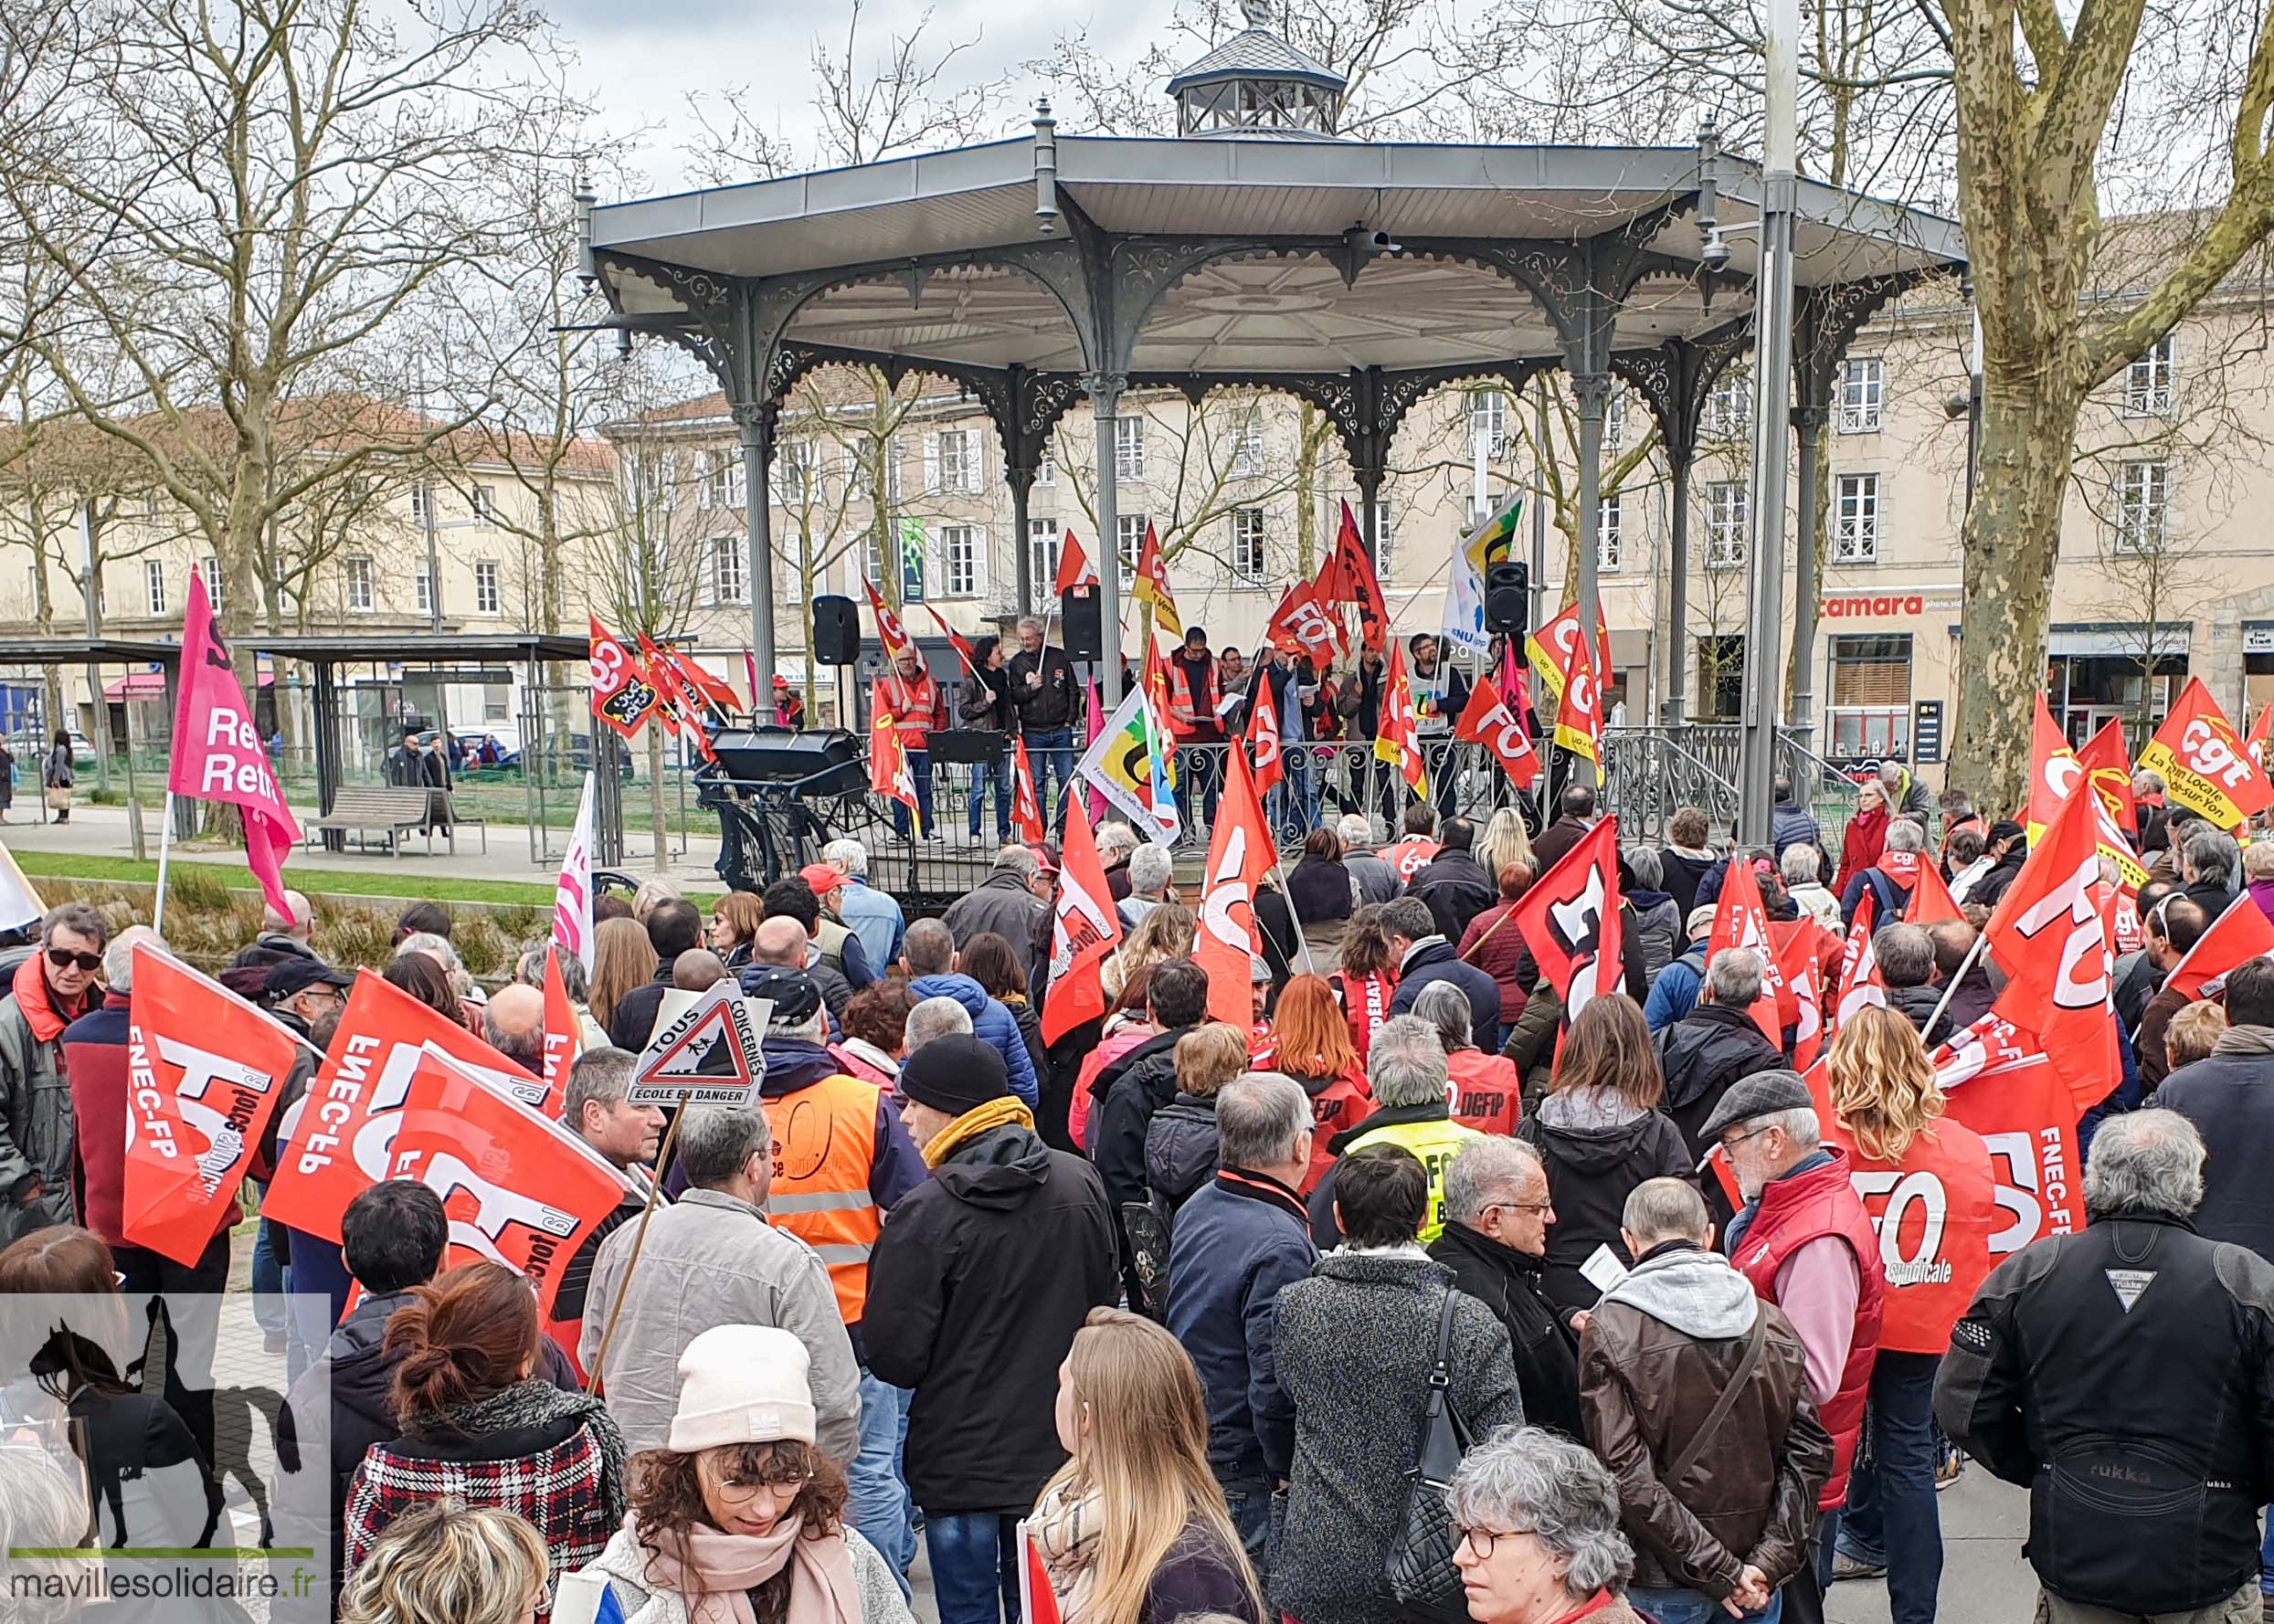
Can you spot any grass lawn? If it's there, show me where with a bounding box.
[6,848,631,907]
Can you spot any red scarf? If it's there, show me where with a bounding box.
[13,952,87,1044]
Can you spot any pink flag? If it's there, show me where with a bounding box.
[168,573,300,915]
[1084,677,1109,825]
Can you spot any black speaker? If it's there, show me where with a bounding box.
[1485,561,1531,636]
[810,596,859,665]
[1061,585,1102,661]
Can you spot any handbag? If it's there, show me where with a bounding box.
[1385,1289,1475,1624]
[43,786,69,810]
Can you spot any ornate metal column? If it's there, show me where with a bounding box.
[737,401,777,680]
[1008,464,1036,618]
[1571,371,1610,786]
[1666,445,1694,723]
[1088,372,1127,705]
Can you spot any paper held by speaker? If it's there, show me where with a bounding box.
[811,595,862,666]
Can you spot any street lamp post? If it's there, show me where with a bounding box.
[1735,0,1800,847]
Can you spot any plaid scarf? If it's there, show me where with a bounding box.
[1028,1475,1104,1617]
[407,1376,629,1522]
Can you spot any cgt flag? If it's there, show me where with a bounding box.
[1318,501,1391,652]
[1041,796,1124,1046]
[1512,817,1625,1031]
[169,571,300,917]
[862,575,917,666]
[2075,718,2139,838]
[122,944,304,1267]
[1245,676,1285,797]
[2137,677,2274,829]
[1375,644,1430,801]
[1197,750,1276,1028]
[263,969,547,1243]
[389,1047,634,1322]
[1132,522,1182,640]
[588,617,660,742]
[1454,673,1541,791]
[2025,696,2148,888]
[1011,737,1049,845]
[1525,602,1610,705]
[1551,626,1605,765]
[540,948,580,1114]
[1053,530,1095,596]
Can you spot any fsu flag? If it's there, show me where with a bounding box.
[1525,602,1611,703]
[264,970,545,1242]
[388,1049,635,1322]
[588,617,660,741]
[122,944,303,1266]
[1454,673,1542,792]
[168,572,300,917]
[2137,677,2274,829]
[540,948,579,1114]
[1375,644,1430,800]
[1317,501,1391,651]
[1931,1007,2089,1251]
[1245,676,1285,796]
[1264,578,1345,667]
[863,575,917,665]
[1708,855,1793,1046]
[1552,627,1604,765]
[554,773,597,975]
[1833,890,1888,1033]
[1132,523,1182,639]
[870,700,923,834]
[1053,530,1095,596]
[1983,786,2121,1115]
[1042,797,1125,1045]
[1197,750,1277,1028]
[1512,817,1625,1028]
[2025,696,2149,888]
[2076,718,2139,838]
[1011,737,1049,845]
[2160,891,2274,1002]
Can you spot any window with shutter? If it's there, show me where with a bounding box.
[1829,634,1913,705]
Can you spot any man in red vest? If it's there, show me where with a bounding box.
[876,649,947,838]
[1703,1070,1887,1624]
[1167,626,1224,828]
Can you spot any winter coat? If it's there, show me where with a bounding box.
[1091,1028,1192,1215]
[1884,982,1946,1036]
[1771,799,1824,857]
[0,965,92,1243]
[1345,849,1404,905]
[1628,890,1680,981]
[1660,847,1719,919]
[1387,938,1502,1050]
[1457,900,1531,1028]
[997,991,1047,1085]
[606,964,676,1054]
[1644,942,1709,1032]
[579,1188,861,1458]
[575,1516,914,1624]
[942,872,1051,994]
[1068,1019,1154,1150]
[1008,643,1079,731]
[1429,1221,1584,1440]
[1937,1210,2274,1616]
[1163,1169,1318,1484]
[1519,1093,1698,1316]
[1968,847,2028,911]
[1272,1250,1526,1624]
[1144,1092,1222,1214]
[906,972,1041,1107]
[1531,815,1594,877]
[1581,1241,1834,1597]
[1656,1002,1787,1163]
[1408,849,1497,944]
[959,666,1016,733]
[1789,881,1844,932]
[1833,806,1889,897]
[865,1120,1118,1513]
[2153,1040,2274,1261]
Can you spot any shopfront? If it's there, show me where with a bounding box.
[2045,623,2189,754]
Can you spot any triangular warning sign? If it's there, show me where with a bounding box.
[630,982,768,1106]
[2106,1268,2155,1314]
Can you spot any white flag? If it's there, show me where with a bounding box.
[1076,688,1181,847]
[553,773,597,975]
[0,837,43,932]
[1443,498,1521,659]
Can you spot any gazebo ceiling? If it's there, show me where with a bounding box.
[590,132,1963,385]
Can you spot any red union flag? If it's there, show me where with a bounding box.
[1983,786,2121,1115]
[1525,602,1611,703]
[1264,578,1344,666]
[1708,854,1793,1045]
[388,1049,633,1321]
[2161,891,2274,1002]
[2137,677,2274,829]
[2249,703,2273,776]
[2075,718,2139,838]
[1454,673,1541,791]
[1512,817,1624,1029]
[1908,852,1963,929]
[1011,737,1048,845]
[1772,919,1824,1070]
[1197,750,1277,1028]
[1833,889,1888,1034]
[263,969,546,1242]
[1053,530,1095,596]
[1375,643,1430,799]
[2025,696,2149,888]
[588,616,659,741]
[1552,628,1604,765]
[1930,1007,2087,1253]
[168,571,300,916]
[1245,677,1284,796]
[1317,501,1391,652]
[122,945,303,1266]
[540,948,578,1114]
[863,575,916,665]
[1041,796,1124,1045]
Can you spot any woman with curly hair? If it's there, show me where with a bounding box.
[573,1324,913,1624]
[1028,1308,1262,1624]
[1821,1005,1998,1622]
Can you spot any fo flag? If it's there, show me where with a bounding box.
[122,944,304,1266]
[389,1048,634,1322]
[1264,578,1344,666]
[1983,786,2121,1115]
[1197,751,1277,1028]
[1512,817,1624,1029]
[1041,797,1125,1045]
[2138,678,2274,829]
[588,617,659,741]
[1454,674,1541,792]
[168,571,300,916]
[1930,1006,2088,1253]
[264,969,545,1243]
[1708,855,1792,1046]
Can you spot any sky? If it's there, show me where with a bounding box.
[555,0,1179,195]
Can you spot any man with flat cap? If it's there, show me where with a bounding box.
[1702,1070,1887,1624]
[866,1031,1118,1624]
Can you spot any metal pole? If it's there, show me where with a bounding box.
[1572,374,1609,789]
[1666,452,1691,724]
[1529,449,1547,638]
[76,506,111,800]
[120,682,143,860]
[420,480,442,633]
[740,405,777,681]
[1791,405,1826,758]
[1010,465,1035,619]
[1736,0,1800,848]
[1089,375,1126,707]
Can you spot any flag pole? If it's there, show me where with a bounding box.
[585,1100,688,1395]
[153,791,176,935]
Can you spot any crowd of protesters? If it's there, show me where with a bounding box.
[5,727,2274,1624]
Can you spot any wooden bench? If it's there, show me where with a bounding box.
[303,786,430,856]
[419,789,488,856]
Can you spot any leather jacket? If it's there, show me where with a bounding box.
[1578,1244,1835,1598]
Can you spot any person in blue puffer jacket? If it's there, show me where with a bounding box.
[900,917,1039,1108]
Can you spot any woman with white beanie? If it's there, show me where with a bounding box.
[572,1324,913,1624]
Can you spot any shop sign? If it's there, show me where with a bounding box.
[1820,591,1961,619]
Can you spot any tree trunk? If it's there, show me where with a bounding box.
[646,724,669,872]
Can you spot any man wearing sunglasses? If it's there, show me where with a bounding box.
[0,900,107,1248]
